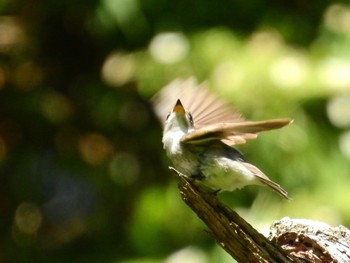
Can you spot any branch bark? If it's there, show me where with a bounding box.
[269,217,350,262]
[171,167,350,262]
[170,167,298,263]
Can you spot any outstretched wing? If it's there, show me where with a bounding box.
[181,119,292,145]
[151,77,292,145]
[151,78,243,128]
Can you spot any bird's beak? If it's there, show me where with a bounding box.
[172,99,185,114]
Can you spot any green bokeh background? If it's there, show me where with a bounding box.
[1,0,350,262]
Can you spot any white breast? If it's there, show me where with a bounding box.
[162,130,199,176]
[162,130,184,155]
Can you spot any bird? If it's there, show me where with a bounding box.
[152,78,292,199]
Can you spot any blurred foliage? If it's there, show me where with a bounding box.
[1,0,350,262]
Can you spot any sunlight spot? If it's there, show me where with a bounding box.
[78,133,113,165]
[318,58,350,90]
[270,54,308,88]
[101,52,135,86]
[0,16,25,52]
[247,29,283,56]
[327,94,350,128]
[149,32,189,64]
[166,247,208,263]
[14,203,42,235]
[324,4,350,35]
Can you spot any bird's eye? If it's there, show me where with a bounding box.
[165,112,170,121]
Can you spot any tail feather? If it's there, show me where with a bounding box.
[242,162,290,200]
[256,175,290,200]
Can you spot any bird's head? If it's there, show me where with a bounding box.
[164,99,194,134]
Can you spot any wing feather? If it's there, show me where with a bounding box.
[181,119,292,144]
[151,78,242,128]
[152,77,292,146]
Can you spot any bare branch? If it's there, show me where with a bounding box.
[170,167,298,263]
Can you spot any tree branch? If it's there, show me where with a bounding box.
[269,217,350,262]
[170,167,298,262]
[171,167,350,262]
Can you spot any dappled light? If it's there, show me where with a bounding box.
[318,57,350,90]
[101,52,136,86]
[14,202,42,235]
[324,4,350,35]
[269,54,309,89]
[327,94,350,128]
[78,133,113,165]
[165,247,208,263]
[0,1,350,262]
[149,32,189,64]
